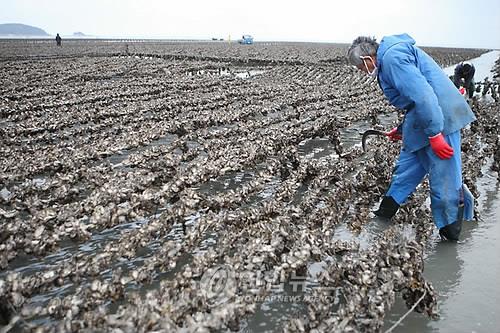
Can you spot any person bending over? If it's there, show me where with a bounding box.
[347,34,475,241]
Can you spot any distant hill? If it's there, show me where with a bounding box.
[0,23,49,36]
[73,32,86,37]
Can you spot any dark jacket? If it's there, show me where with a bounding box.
[453,62,475,88]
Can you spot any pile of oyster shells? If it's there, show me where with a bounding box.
[0,40,498,332]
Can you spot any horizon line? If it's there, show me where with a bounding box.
[0,35,496,50]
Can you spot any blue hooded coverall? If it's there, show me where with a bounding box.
[376,34,476,229]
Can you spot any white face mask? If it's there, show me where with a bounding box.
[361,56,378,77]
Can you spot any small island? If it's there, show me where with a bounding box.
[0,23,49,36]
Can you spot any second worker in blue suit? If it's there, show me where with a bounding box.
[347,34,476,241]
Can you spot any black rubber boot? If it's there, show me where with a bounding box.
[439,205,464,241]
[374,196,400,219]
[439,220,463,241]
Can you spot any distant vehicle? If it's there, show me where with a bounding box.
[238,35,254,45]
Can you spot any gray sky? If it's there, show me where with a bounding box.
[1,0,499,48]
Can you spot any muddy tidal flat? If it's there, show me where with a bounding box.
[0,40,499,332]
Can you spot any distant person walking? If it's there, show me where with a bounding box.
[55,33,62,46]
[453,62,475,99]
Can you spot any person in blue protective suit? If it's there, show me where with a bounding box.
[347,34,476,241]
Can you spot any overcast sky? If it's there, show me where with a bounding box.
[1,0,499,49]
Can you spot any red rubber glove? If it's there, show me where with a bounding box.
[385,127,402,141]
[429,133,454,159]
